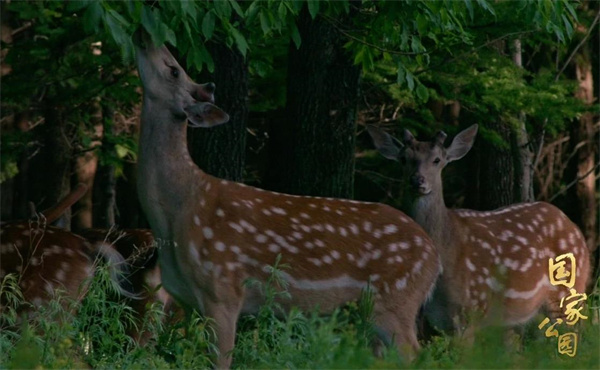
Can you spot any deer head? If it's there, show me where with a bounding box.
[368,125,478,195]
[134,31,229,128]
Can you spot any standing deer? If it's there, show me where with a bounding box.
[135,35,441,368]
[368,124,590,334]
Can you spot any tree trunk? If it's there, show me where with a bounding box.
[187,43,248,182]
[72,102,102,231]
[92,104,116,228]
[27,106,73,228]
[511,38,534,203]
[479,120,514,210]
[565,8,598,256]
[265,7,361,198]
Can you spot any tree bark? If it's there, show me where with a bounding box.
[72,102,102,231]
[187,43,249,182]
[511,38,534,203]
[92,104,116,228]
[479,120,514,210]
[265,7,361,198]
[565,9,598,255]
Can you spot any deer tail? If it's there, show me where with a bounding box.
[93,242,142,300]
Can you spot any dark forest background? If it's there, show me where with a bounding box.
[1,0,598,277]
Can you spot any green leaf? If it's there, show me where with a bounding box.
[416,83,429,102]
[202,11,216,39]
[107,9,129,28]
[83,1,103,33]
[476,0,496,16]
[406,71,415,91]
[259,12,270,35]
[561,14,573,38]
[416,14,428,35]
[290,22,301,49]
[278,2,287,21]
[230,27,248,57]
[181,1,198,23]
[141,6,161,46]
[464,0,474,20]
[115,144,129,159]
[214,0,232,20]
[307,0,319,19]
[246,2,259,24]
[229,0,244,17]
[165,27,177,46]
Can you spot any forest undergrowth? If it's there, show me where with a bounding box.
[1,260,598,369]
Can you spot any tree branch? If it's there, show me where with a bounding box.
[555,9,600,81]
[549,163,600,202]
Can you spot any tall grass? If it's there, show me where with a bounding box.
[1,263,598,369]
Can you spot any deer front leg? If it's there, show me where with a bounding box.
[204,297,243,369]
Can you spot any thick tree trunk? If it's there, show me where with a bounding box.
[187,43,248,181]
[565,21,597,256]
[479,120,514,210]
[265,7,361,198]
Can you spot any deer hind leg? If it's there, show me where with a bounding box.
[373,303,419,361]
[204,296,243,369]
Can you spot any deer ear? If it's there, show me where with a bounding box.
[446,124,478,162]
[403,129,416,145]
[185,103,230,128]
[367,126,404,161]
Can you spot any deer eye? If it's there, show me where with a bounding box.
[170,67,180,78]
[433,158,441,164]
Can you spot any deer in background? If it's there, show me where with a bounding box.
[0,184,132,318]
[368,124,590,335]
[135,33,440,368]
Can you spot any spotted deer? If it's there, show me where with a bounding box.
[0,185,132,318]
[368,124,590,334]
[135,35,440,368]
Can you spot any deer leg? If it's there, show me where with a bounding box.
[373,308,419,361]
[204,298,243,369]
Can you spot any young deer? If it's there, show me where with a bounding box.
[368,124,590,333]
[135,36,440,367]
[0,186,131,317]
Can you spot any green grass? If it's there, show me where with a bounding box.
[1,265,599,369]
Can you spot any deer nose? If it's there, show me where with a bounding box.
[204,82,216,94]
[192,83,215,103]
[410,175,425,188]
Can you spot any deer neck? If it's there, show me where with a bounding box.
[410,183,457,268]
[137,97,206,238]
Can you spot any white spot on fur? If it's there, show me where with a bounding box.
[384,224,398,234]
[229,222,244,233]
[465,258,476,271]
[203,227,214,239]
[271,207,286,215]
[395,277,407,290]
[215,241,226,252]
